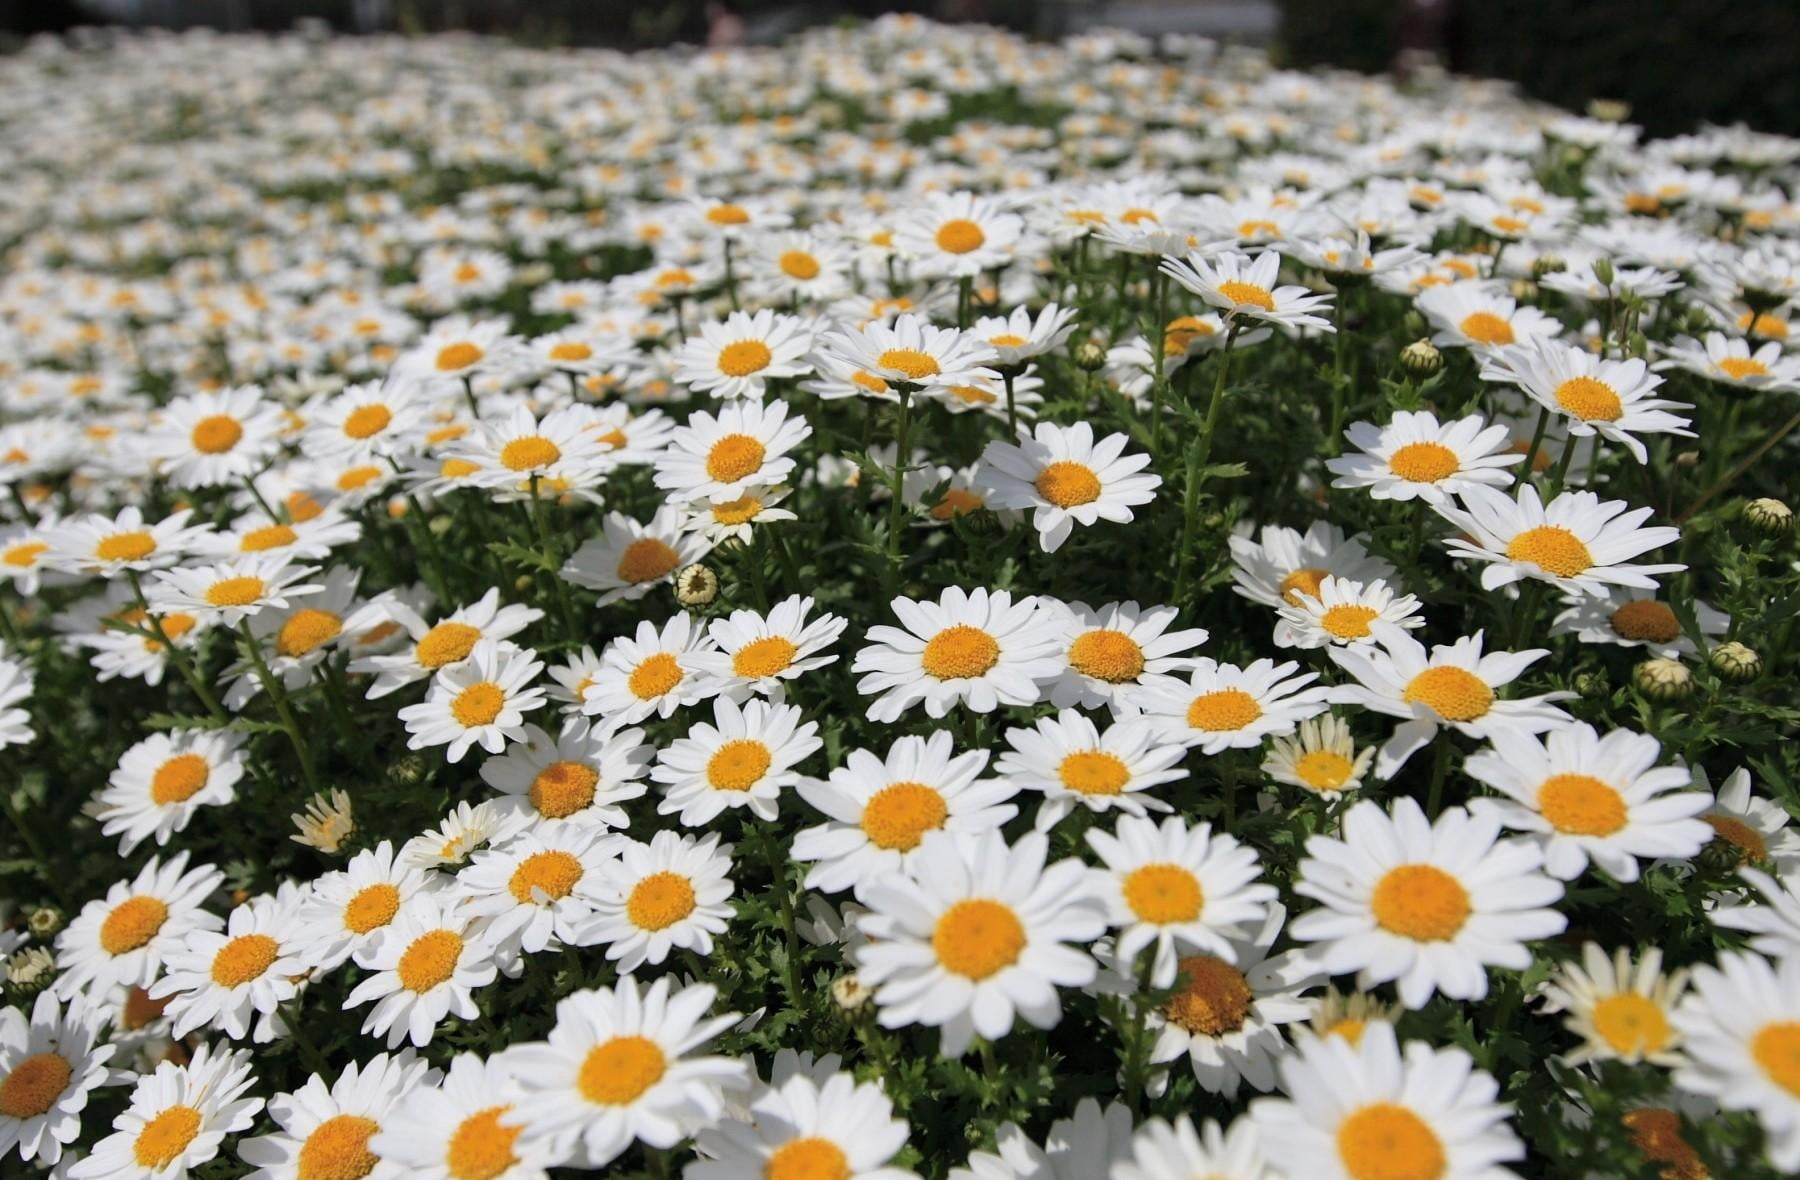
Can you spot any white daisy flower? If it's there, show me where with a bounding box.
[854,830,1105,1056]
[1114,1115,1272,1180]
[948,1097,1132,1180]
[654,398,811,505]
[400,800,506,873]
[1671,951,1800,1172]
[479,719,650,837]
[43,506,212,577]
[396,315,526,384]
[652,695,822,827]
[1229,520,1397,612]
[583,830,736,975]
[93,729,246,855]
[1261,714,1374,801]
[670,308,814,400]
[192,507,362,564]
[1710,867,1800,963]
[1042,599,1208,716]
[690,1067,919,1180]
[0,653,34,751]
[1274,576,1424,649]
[398,639,547,763]
[792,731,1018,897]
[560,504,717,607]
[852,586,1063,722]
[1696,766,1800,875]
[151,888,308,1044]
[1290,797,1567,1008]
[54,853,224,1002]
[971,303,1080,366]
[1550,587,1728,659]
[68,1042,263,1180]
[1656,331,1800,392]
[295,840,440,973]
[1416,282,1561,351]
[748,230,853,305]
[237,1050,440,1180]
[1437,484,1684,598]
[1325,410,1524,503]
[811,312,1000,395]
[1540,944,1690,1068]
[346,891,502,1049]
[0,991,122,1167]
[689,594,848,700]
[996,709,1186,831]
[449,404,613,493]
[301,377,427,464]
[347,587,542,699]
[146,555,322,628]
[976,421,1162,553]
[1481,336,1694,462]
[146,385,286,488]
[458,823,617,962]
[894,190,1024,277]
[580,613,722,736]
[1161,249,1336,331]
[371,1052,552,1180]
[221,565,364,708]
[1144,659,1331,754]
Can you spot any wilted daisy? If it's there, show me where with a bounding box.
[348,587,542,698]
[1249,1021,1525,1180]
[500,978,747,1169]
[1229,520,1397,612]
[855,830,1105,1056]
[69,1042,263,1180]
[671,308,814,400]
[1541,944,1690,1067]
[560,504,717,606]
[146,385,285,488]
[43,505,212,576]
[295,840,439,973]
[1550,587,1728,659]
[146,555,322,628]
[371,1052,551,1180]
[458,824,616,962]
[347,890,502,1049]
[1437,484,1684,598]
[398,639,546,763]
[1416,281,1560,351]
[584,830,736,974]
[687,594,847,700]
[1671,951,1800,1171]
[236,1050,439,1180]
[654,398,811,505]
[579,613,721,735]
[996,709,1186,831]
[1481,336,1694,462]
[479,719,651,837]
[1114,1115,1271,1180]
[1274,576,1424,650]
[1326,410,1523,503]
[976,421,1161,553]
[401,800,506,873]
[1161,249,1336,331]
[93,729,246,855]
[853,586,1061,722]
[1261,714,1374,801]
[1145,658,1331,754]
[0,991,120,1167]
[894,190,1023,277]
[1328,623,1574,777]
[1043,599,1208,715]
[652,695,822,826]
[1465,723,1713,882]
[54,853,224,1001]
[1291,797,1567,1008]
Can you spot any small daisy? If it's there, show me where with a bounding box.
[996,709,1186,831]
[1657,331,1800,392]
[146,555,322,628]
[193,507,362,564]
[1249,1021,1526,1180]
[396,315,525,384]
[852,586,1063,722]
[54,853,224,1002]
[0,991,121,1167]
[479,719,651,837]
[793,731,1019,897]
[1161,249,1335,331]
[1437,484,1684,598]
[654,398,812,505]
[976,421,1162,553]
[690,1067,918,1180]
[400,800,506,872]
[346,891,502,1049]
[1087,815,1278,988]
[894,190,1023,277]
[1326,410,1523,503]
[458,824,617,962]
[811,312,1000,395]
[1043,599,1208,715]
[580,613,722,736]
[43,505,212,577]
[295,840,439,973]
[560,504,717,607]
[652,695,822,826]
[348,587,542,699]
[1144,659,1331,754]
[1274,576,1424,649]
[1261,714,1374,801]
[398,639,547,763]
[371,1052,551,1180]
[1550,587,1728,659]
[301,378,426,464]
[93,729,247,855]
[146,385,286,488]
[670,309,814,400]
[1671,951,1800,1172]
[1328,623,1575,777]
[1114,1115,1271,1180]
[1416,282,1561,351]
[500,978,747,1169]
[222,565,364,707]
[1541,944,1690,1068]
[450,404,612,493]
[1304,987,1401,1048]
[1229,521,1397,612]
[237,1050,440,1180]
[855,830,1105,1056]
[583,830,736,975]
[971,303,1080,366]
[1465,723,1713,882]
[1696,766,1800,875]
[1481,337,1694,462]
[749,230,852,305]
[151,889,307,1043]
[681,484,798,544]
[1290,797,1567,1008]
[688,594,848,700]
[69,1043,263,1180]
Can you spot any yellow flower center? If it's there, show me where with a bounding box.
[1537,773,1627,836]
[947,384,997,405]
[342,404,392,439]
[852,370,891,395]
[278,608,344,658]
[1506,525,1593,578]
[1371,865,1470,942]
[343,883,400,935]
[930,488,985,521]
[1122,207,1161,225]
[1553,376,1624,422]
[617,537,682,584]
[935,219,986,254]
[1057,750,1130,796]
[240,523,298,552]
[296,1115,381,1180]
[706,204,751,225]
[626,872,696,931]
[860,782,947,851]
[1610,600,1680,643]
[3,540,48,567]
[578,1035,666,1106]
[396,929,462,992]
[97,530,157,562]
[707,739,772,792]
[508,850,585,904]
[204,576,266,607]
[875,348,941,381]
[500,435,561,472]
[549,342,592,362]
[1387,441,1460,483]
[1402,666,1494,722]
[1217,280,1276,311]
[530,761,600,819]
[1753,1022,1800,1097]
[705,433,766,482]
[150,753,211,805]
[1328,1018,1369,1045]
[628,652,684,700]
[133,1105,203,1170]
[732,636,798,679]
[1237,218,1279,237]
[1066,629,1146,683]
[1491,215,1529,235]
[1164,955,1252,1035]
[1185,689,1262,732]
[451,681,505,728]
[1295,750,1356,792]
[1705,815,1768,865]
[779,250,821,279]
[445,1105,520,1180]
[1279,567,1329,605]
[1123,864,1203,924]
[211,933,279,987]
[0,1053,72,1119]
[1592,993,1672,1056]
[717,340,773,378]
[933,899,1026,980]
[417,622,482,668]
[440,458,480,480]
[1718,356,1769,380]
[1320,604,1380,640]
[1335,1103,1447,1180]
[766,1137,851,1180]
[1621,1109,1708,1180]
[1459,311,1515,345]
[100,895,168,955]
[190,414,244,454]
[921,624,1000,680]
[435,341,483,371]
[336,465,383,492]
[1034,460,1101,508]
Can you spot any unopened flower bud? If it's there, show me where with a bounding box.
[1592,257,1616,288]
[831,974,873,1012]
[1509,279,1538,302]
[1530,255,1567,279]
[1675,450,1700,469]
[25,906,63,938]
[1399,338,1442,374]
[387,753,427,786]
[1709,641,1762,683]
[1587,98,1630,123]
[428,514,454,536]
[513,575,534,594]
[1634,657,1695,702]
[1743,497,1793,536]
[674,564,718,607]
[1574,669,1610,698]
[1072,340,1108,371]
[5,948,56,997]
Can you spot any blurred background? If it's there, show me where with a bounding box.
[2,0,1795,138]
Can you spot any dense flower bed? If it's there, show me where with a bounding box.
[1,14,1798,1180]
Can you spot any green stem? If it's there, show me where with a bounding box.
[886,385,913,566]
[126,569,228,723]
[1002,367,1019,437]
[460,375,480,417]
[956,275,972,329]
[1426,733,1452,817]
[1543,429,1578,497]
[764,832,804,1010]
[1172,322,1241,604]
[1122,951,1155,1115]
[1149,268,1170,455]
[2,790,69,906]
[526,476,580,643]
[724,238,740,311]
[240,620,322,794]
[1517,406,1551,488]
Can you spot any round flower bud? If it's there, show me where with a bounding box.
[831,974,873,1012]
[427,513,454,536]
[674,563,719,607]
[387,753,428,786]
[1574,669,1610,698]
[4,948,55,998]
[1072,340,1108,371]
[513,575,534,594]
[25,906,63,939]
[1743,497,1794,536]
[1709,641,1762,683]
[1399,338,1443,374]
[1633,657,1695,702]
